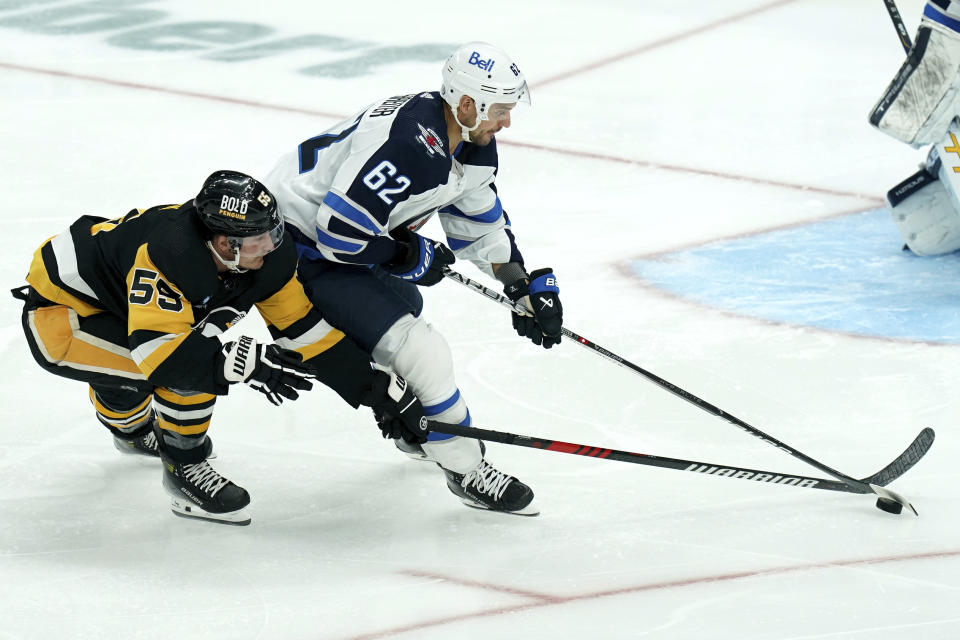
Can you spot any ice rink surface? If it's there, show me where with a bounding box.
[2,0,959,638]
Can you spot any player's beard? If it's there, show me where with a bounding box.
[469,127,497,146]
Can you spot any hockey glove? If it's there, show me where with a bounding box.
[361,370,429,444]
[219,336,314,406]
[504,268,563,349]
[385,227,455,287]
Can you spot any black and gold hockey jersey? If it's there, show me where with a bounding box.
[26,202,372,402]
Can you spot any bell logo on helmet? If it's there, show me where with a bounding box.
[468,51,495,72]
[257,191,272,207]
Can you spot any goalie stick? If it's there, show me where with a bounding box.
[431,421,933,514]
[883,0,914,54]
[442,268,934,513]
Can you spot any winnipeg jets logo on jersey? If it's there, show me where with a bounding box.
[416,123,445,157]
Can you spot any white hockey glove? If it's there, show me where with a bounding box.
[218,336,314,406]
[870,1,960,146]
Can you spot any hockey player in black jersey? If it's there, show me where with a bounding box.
[265,43,564,516]
[14,170,427,525]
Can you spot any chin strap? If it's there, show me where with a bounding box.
[453,108,482,142]
[206,241,247,273]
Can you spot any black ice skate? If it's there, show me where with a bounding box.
[443,460,538,516]
[161,455,250,526]
[113,422,215,459]
[113,428,159,458]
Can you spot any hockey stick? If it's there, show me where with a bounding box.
[883,0,913,53]
[430,421,927,514]
[441,268,934,513]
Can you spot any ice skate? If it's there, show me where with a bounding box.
[422,436,537,515]
[113,428,159,458]
[443,459,538,516]
[114,422,215,460]
[161,454,250,526]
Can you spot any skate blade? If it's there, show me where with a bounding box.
[458,497,540,517]
[169,498,251,526]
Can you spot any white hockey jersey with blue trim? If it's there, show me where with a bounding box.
[264,91,520,277]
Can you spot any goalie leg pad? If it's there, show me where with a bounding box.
[888,156,960,255]
[870,8,960,146]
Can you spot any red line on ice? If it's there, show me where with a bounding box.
[344,549,960,639]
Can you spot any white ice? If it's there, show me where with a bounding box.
[1,1,958,638]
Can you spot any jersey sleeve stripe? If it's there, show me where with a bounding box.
[316,227,365,253]
[50,230,99,299]
[131,332,191,375]
[26,243,104,317]
[439,197,503,224]
[275,329,344,361]
[254,277,314,331]
[323,191,383,234]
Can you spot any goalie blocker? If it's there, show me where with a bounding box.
[871,0,960,146]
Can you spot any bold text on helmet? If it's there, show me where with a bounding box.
[219,195,248,220]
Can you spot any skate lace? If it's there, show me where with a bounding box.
[141,431,158,451]
[182,461,229,497]
[461,461,514,501]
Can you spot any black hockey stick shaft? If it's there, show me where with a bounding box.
[429,421,861,495]
[883,0,913,53]
[442,268,928,507]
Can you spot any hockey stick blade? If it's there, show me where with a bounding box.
[860,427,935,487]
[429,421,921,514]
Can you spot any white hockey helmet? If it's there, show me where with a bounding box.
[440,42,530,125]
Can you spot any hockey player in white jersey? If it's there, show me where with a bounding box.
[265,42,563,516]
[871,0,960,254]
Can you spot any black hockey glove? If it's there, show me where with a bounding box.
[218,336,314,406]
[504,268,563,349]
[384,227,455,287]
[361,370,429,444]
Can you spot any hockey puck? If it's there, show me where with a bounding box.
[876,497,903,514]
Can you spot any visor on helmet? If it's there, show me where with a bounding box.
[227,220,284,258]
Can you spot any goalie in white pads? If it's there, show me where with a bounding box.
[265,42,565,516]
[871,0,960,254]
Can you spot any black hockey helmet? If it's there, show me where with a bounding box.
[194,170,283,253]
